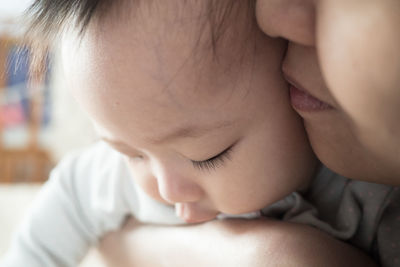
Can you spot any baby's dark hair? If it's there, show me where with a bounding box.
[24,0,256,79]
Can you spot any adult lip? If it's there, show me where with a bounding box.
[284,76,333,112]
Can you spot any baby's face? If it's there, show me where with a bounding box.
[62,1,316,223]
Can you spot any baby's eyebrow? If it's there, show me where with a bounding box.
[146,120,236,144]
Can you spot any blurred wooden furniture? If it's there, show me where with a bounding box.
[0,148,52,183]
[0,34,53,183]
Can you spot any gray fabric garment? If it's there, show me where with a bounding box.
[261,166,400,267]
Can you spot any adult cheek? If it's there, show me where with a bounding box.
[316,0,400,166]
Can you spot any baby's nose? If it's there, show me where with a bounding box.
[156,173,204,204]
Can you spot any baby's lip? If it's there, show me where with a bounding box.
[175,203,219,223]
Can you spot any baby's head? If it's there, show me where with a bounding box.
[27,0,316,222]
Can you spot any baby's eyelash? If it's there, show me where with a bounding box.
[192,146,233,171]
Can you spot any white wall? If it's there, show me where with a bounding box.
[0,0,34,18]
[0,0,34,35]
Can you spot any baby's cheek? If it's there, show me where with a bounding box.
[211,171,274,214]
[128,165,168,204]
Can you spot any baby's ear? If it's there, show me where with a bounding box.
[255,0,315,46]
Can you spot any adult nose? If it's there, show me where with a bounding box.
[256,0,316,46]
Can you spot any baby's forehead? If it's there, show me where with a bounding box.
[25,0,257,87]
[60,1,267,143]
[64,0,257,100]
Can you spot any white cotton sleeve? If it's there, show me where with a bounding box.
[0,142,139,267]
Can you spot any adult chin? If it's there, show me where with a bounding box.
[302,110,400,185]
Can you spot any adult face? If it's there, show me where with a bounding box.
[256,0,400,185]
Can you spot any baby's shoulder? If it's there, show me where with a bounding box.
[53,141,129,182]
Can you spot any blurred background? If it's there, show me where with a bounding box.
[0,1,102,265]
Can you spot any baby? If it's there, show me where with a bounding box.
[0,0,381,266]
[1,1,318,265]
